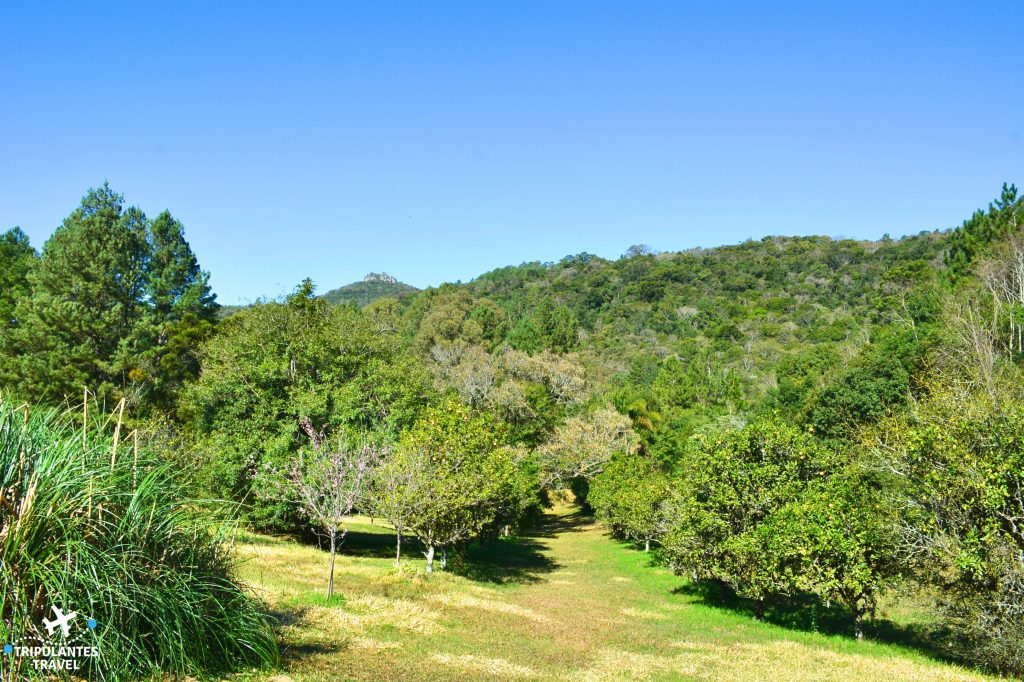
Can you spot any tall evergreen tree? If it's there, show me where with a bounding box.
[0,227,39,387]
[8,184,150,405]
[0,227,37,331]
[141,210,218,409]
[945,183,1023,280]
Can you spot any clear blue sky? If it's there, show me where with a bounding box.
[1,2,1021,304]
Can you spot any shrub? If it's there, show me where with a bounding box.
[661,416,836,616]
[870,384,1024,673]
[589,452,669,552]
[0,398,278,680]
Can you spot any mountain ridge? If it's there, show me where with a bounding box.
[321,272,419,307]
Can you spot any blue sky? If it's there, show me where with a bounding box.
[1,2,1021,304]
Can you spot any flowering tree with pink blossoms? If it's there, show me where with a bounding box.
[285,418,382,597]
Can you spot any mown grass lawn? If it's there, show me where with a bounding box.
[231,505,994,681]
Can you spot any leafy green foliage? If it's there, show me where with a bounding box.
[0,227,36,329]
[398,400,538,571]
[746,472,902,637]
[0,227,38,385]
[944,183,1023,281]
[870,382,1024,671]
[6,185,150,405]
[140,210,218,409]
[807,328,930,441]
[588,451,669,551]
[1,186,218,413]
[182,279,432,529]
[661,416,901,634]
[5,181,1024,671]
[661,417,837,605]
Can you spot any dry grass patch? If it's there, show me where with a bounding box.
[620,607,669,621]
[426,592,555,624]
[559,648,699,681]
[349,636,402,652]
[562,641,988,682]
[431,653,540,678]
[689,639,988,682]
[345,594,443,633]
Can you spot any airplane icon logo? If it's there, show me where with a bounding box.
[42,605,78,637]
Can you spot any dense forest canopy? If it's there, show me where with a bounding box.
[4,182,1024,677]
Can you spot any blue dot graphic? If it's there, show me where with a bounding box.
[87,619,97,629]
[3,644,12,655]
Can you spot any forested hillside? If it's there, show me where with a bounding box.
[3,183,1024,679]
[321,272,419,306]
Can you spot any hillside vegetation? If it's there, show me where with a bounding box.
[321,272,419,307]
[2,183,1024,678]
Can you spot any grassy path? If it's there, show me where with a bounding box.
[235,506,991,681]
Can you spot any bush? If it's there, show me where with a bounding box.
[589,452,669,552]
[870,384,1024,674]
[0,398,278,679]
[661,416,837,615]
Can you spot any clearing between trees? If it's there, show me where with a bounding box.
[235,504,989,682]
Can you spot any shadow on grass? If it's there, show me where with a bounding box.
[337,528,408,560]
[285,508,580,584]
[448,510,588,584]
[234,530,287,546]
[268,605,346,663]
[241,523,404,559]
[268,605,309,628]
[673,580,955,663]
[452,535,560,584]
[527,508,595,538]
[281,521,407,560]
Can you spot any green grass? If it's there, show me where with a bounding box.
[233,505,995,681]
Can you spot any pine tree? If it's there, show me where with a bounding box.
[9,184,150,405]
[141,210,218,409]
[0,227,38,387]
[0,227,37,331]
[945,183,1023,280]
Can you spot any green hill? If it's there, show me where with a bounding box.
[321,272,419,306]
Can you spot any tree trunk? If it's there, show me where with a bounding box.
[425,543,435,574]
[644,538,650,552]
[853,610,864,641]
[327,534,337,598]
[753,598,765,621]
[395,529,402,568]
[440,547,448,571]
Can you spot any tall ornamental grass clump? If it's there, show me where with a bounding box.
[0,398,278,679]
